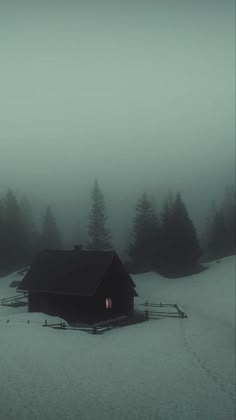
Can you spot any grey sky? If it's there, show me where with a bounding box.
[0,0,235,250]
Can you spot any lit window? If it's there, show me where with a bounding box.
[105,297,112,309]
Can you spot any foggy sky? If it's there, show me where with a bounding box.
[0,0,235,250]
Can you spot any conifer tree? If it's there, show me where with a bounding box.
[159,193,201,276]
[0,198,5,271]
[173,193,202,266]
[159,193,175,270]
[40,206,62,250]
[204,187,235,261]
[20,195,39,263]
[222,185,236,255]
[129,192,159,271]
[201,201,217,261]
[207,209,232,260]
[87,179,112,250]
[3,189,25,269]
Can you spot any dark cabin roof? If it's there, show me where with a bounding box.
[18,250,138,297]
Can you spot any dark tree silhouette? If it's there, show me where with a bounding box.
[203,186,235,261]
[208,209,233,260]
[0,198,5,272]
[87,179,112,250]
[20,195,40,263]
[158,193,175,271]
[128,192,159,272]
[40,206,62,250]
[3,189,26,270]
[159,193,202,276]
[201,201,217,261]
[222,185,236,255]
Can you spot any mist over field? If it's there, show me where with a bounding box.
[0,5,235,419]
[0,0,235,252]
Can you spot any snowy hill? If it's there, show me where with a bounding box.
[0,256,235,420]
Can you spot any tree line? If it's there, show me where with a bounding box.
[127,192,202,276]
[0,190,61,275]
[0,181,235,277]
[202,185,236,261]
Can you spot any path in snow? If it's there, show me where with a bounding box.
[178,319,235,405]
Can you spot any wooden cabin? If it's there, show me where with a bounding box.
[17,249,138,323]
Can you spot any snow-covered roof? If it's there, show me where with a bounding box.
[18,249,137,296]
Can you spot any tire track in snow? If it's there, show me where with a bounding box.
[178,319,235,404]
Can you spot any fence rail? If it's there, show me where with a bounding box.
[42,314,131,334]
[0,293,28,307]
[142,301,188,320]
[42,320,112,334]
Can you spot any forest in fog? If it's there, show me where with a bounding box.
[0,2,235,419]
[0,0,234,279]
[0,180,235,278]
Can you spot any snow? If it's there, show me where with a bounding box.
[0,257,235,420]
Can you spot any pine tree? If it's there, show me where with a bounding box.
[205,187,235,261]
[0,198,5,272]
[159,194,175,271]
[20,195,39,263]
[3,189,25,269]
[208,209,232,260]
[201,201,217,261]
[222,185,236,255]
[40,206,62,250]
[129,192,159,271]
[173,193,202,265]
[159,193,202,276]
[87,179,112,250]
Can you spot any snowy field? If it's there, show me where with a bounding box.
[0,257,235,420]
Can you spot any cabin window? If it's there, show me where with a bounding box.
[105,297,112,309]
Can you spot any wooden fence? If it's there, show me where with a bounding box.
[142,301,187,320]
[42,315,129,335]
[0,293,28,307]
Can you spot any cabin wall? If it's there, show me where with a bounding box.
[28,292,96,322]
[28,292,50,313]
[96,259,135,318]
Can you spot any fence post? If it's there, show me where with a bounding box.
[92,326,97,334]
[145,301,148,306]
[145,310,149,320]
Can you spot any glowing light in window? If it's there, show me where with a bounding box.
[105,297,112,309]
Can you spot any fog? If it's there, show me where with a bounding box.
[0,0,235,252]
